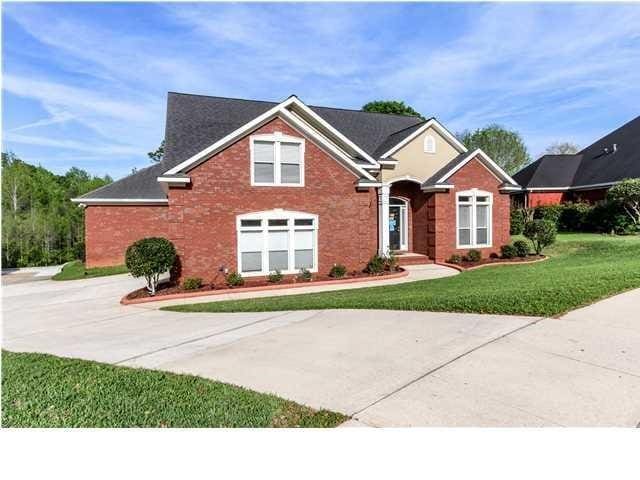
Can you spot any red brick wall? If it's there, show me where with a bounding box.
[85,205,169,267]
[429,157,511,262]
[528,191,569,206]
[167,116,378,282]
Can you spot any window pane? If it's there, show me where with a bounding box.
[254,141,274,163]
[477,228,488,245]
[268,230,288,250]
[458,205,471,228]
[294,230,313,250]
[269,251,288,271]
[281,143,301,164]
[476,196,489,203]
[239,231,262,252]
[476,205,488,227]
[268,219,288,227]
[458,228,471,246]
[240,219,261,228]
[281,163,301,184]
[294,219,313,226]
[458,196,471,203]
[295,249,313,269]
[241,252,262,272]
[254,162,275,183]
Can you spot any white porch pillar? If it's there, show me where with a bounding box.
[378,184,390,255]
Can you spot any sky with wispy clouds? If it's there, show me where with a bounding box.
[3,2,640,179]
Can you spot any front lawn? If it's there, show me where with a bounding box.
[52,260,128,281]
[1,351,346,428]
[163,234,640,317]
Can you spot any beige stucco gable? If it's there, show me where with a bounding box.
[380,126,462,183]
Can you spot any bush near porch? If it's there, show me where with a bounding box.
[163,234,640,317]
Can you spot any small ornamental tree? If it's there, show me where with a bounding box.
[607,178,640,227]
[125,237,176,295]
[523,219,557,255]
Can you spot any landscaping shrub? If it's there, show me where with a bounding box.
[512,240,530,257]
[267,270,283,283]
[182,277,203,290]
[329,264,347,278]
[125,237,176,295]
[558,202,591,231]
[489,252,499,259]
[500,244,517,259]
[523,219,557,254]
[586,200,633,234]
[447,254,462,264]
[533,204,563,225]
[297,267,313,282]
[225,271,244,287]
[385,251,399,271]
[607,179,640,232]
[365,254,385,275]
[466,249,482,263]
[510,208,526,235]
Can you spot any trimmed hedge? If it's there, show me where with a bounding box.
[512,200,637,235]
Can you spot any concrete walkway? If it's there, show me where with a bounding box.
[1,264,65,285]
[3,272,639,427]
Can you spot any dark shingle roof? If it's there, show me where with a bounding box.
[79,162,167,200]
[80,92,427,200]
[572,115,640,185]
[514,115,640,189]
[513,154,583,188]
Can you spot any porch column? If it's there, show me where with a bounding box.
[378,184,390,255]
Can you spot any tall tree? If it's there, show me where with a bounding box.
[148,140,165,162]
[362,100,425,119]
[458,125,531,175]
[545,141,580,155]
[1,152,112,268]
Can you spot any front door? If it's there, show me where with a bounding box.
[389,205,402,250]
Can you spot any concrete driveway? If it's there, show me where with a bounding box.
[3,273,640,427]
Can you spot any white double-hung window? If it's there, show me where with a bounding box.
[251,132,304,186]
[237,209,318,276]
[456,189,492,248]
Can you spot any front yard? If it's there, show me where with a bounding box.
[1,351,346,428]
[163,234,640,317]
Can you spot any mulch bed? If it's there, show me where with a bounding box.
[448,255,546,270]
[125,269,401,300]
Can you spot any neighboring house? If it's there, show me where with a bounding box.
[73,93,520,281]
[513,115,640,207]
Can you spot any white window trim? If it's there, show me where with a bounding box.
[456,189,492,249]
[423,135,436,154]
[236,209,318,277]
[250,132,305,187]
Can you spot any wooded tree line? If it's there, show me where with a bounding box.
[2,152,113,268]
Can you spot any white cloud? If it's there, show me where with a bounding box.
[3,2,639,175]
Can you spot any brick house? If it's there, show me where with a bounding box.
[513,115,640,207]
[74,93,520,281]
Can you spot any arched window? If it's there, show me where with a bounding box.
[456,190,492,248]
[423,135,436,154]
[237,209,318,276]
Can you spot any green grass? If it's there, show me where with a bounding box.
[1,351,346,428]
[52,260,128,281]
[162,233,640,317]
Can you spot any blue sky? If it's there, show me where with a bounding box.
[3,2,640,179]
